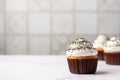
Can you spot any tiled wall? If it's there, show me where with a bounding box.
[0,0,120,55]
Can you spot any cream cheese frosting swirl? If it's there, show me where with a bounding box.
[103,37,120,52]
[66,38,98,57]
[93,35,108,48]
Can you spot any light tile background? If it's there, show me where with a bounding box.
[99,0,120,11]
[29,0,51,11]
[76,0,97,11]
[0,0,120,55]
[29,36,50,55]
[29,13,50,34]
[0,13,4,34]
[52,0,74,11]
[6,0,27,11]
[76,13,97,34]
[6,13,27,35]
[99,13,120,34]
[6,36,27,55]
[0,36,4,54]
[0,0,4,11]
[52,13,74,34]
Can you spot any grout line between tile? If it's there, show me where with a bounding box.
[3,34,81,36]
[73,0,76,34]
[50,0,53,55]
[3,0,6,55]
[4,11,120,13]
[3,33,120,37]
[26,0,29,55]
[96,0,99,35]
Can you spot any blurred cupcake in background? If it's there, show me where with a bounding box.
[93,35,109,60]
[66,38,98,74]
[104,37,120,65]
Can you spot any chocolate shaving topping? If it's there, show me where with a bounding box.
[67,47,96,52]
[67,38,94,50]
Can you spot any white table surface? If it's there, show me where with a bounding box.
[0,55,120,80]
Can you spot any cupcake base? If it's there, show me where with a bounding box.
[104,52,120,65]
[98,50,104,60]
[97,48,104,60]
[67,56,98,74]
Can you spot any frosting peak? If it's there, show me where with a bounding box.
[70,38,93,49]
[93,35,108,48]
[66,38,98,57]
[104,37,120,52]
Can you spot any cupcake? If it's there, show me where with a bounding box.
[66,38,98,74]
[104,37,120,65]
[93,35,108,60]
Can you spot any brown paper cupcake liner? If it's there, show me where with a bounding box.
[67,58,98,74]
[104,53,120,65]
[98,50,104,60]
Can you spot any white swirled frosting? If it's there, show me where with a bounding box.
[103,37,120,52]
[93,35,108,48]
[66,38,98,57]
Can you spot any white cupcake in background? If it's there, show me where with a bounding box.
[104,37,120,65]
[93,35,109,60]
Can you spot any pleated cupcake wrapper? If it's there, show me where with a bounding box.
[98,50,104,60]
[67,58,98,74]
[105,53,120,65]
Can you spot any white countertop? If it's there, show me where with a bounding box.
[0,55,120,80]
